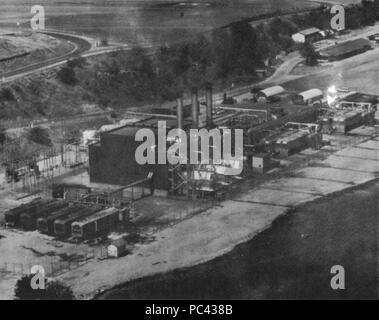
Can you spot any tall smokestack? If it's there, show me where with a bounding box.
[176,97,184,130]
[206,85,213,128]
[191,87,199,129]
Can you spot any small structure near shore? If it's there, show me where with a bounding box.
[108,239,128,258]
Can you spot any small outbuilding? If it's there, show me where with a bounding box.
[257,86,285,102]
[252,153,279,174]
[292,28,322,43]
[293,88,323,105]
[108,239,128,258]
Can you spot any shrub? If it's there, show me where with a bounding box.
[14,275,75,300]
[57,65,78,85]
[299,42,319,66]
[28,127,52,146]
[1,88,15,101]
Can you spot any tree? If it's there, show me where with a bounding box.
[229,21,260,75]
[1,88,15,101]
[14,275,75,300]
[57,65,78,85]
[361,0,377,26]
[0,126,6,145]
[44,281,75,300]
[67,57,87,69]
[299,42,319,66]
[28,127,52,146]
[14,275,45,300]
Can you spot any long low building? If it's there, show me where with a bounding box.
[319,38,372,61]
[269,126,322,158]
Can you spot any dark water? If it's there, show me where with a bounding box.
[0,0,318,46]
[101,181,379,300]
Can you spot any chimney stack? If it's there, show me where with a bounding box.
[176,97,184,130]
[191,87,199,129]
[206,85,213,128]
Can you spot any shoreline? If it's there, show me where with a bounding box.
[95,177,379,299]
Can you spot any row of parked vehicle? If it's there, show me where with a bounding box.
[4,198,121,240]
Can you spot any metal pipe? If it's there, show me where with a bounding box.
[176,97,184,130]
[206,85,213,128]
[191,87,199,129]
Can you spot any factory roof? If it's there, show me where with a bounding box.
[333,109,361,121]
[106,117,182,136]
[298,27,321,36]
[341,93,378,104]
[259,86,285,98]
[72,207,118,227]
[297,88,323,100]
[109,238,127,249]
[108,126,142,137]
[275,130,308,144]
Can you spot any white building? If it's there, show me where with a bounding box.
[108,239,127,258]
[292,27,322,43]
[257,86,286,102]
[293,88,323,105]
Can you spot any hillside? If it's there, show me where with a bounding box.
[0,30,75,73]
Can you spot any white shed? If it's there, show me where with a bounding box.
[292,27,322,43]
[257,86,285,102]
[108,239,127,258]
[293,88,323,105]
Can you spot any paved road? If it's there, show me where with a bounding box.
[0,30,129,84]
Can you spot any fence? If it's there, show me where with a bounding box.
[0,246,109,278]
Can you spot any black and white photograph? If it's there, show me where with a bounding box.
[0,0,378,305]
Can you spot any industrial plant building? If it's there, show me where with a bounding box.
[5,82,378,248]
[89,120,176,191]
[89,87,246,197]
[320,92,378,134]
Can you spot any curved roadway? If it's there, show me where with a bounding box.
[1,30,128,83]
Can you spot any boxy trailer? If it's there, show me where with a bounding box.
[5,199,55,227]
[4,198,42,227]
[37,204,86,234]
[54,206,103,237]
[71,207,119,239]
[20,200,69,230]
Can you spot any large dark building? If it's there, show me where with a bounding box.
[89,88,214,192]
[89,119,180,191]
